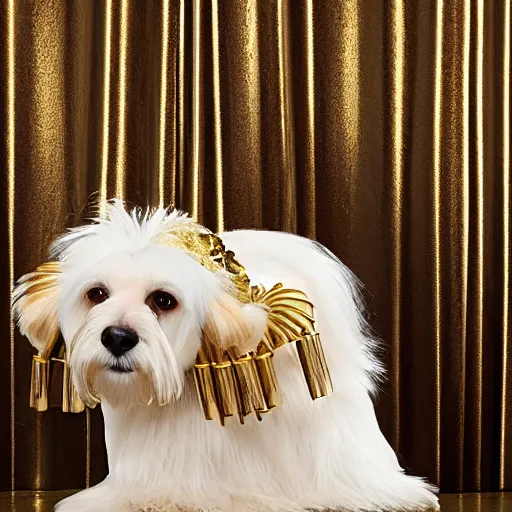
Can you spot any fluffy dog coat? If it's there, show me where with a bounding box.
[14,201,439,511]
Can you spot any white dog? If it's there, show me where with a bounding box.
[13,200,439,512]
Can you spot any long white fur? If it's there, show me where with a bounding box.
[14,201,439,511]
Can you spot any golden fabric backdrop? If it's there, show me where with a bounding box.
[0,0,510,495]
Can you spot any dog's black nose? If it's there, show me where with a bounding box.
[101,327,139,357]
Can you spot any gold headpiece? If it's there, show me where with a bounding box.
[17,223,333,424]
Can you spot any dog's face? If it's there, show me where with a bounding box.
[13,201,267,409]
[60,244,212,408]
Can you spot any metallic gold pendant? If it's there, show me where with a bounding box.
[29,353,84,413]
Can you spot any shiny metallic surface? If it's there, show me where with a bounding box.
[29,359,48,413]
[193,364,220,421]
[0,0,510,494]
[211,363,239,419]
[254,353,281,411]
[296,333,332,400]
[232,355,268,416]
[6,0,16,493]
[500,0,511,492]
[1,491,511,512]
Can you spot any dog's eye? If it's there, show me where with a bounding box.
[86,287,109,305]
[149,291,178,312]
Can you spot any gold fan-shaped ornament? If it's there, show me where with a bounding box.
[193,283,333,425]
[14,262,85,414]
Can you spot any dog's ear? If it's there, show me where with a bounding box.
[203,291,268,359]
[12,262,61,355]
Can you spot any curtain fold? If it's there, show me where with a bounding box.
[0,0,510,493]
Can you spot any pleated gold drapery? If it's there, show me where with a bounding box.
[0,0,510,495]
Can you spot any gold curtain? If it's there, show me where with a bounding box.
[0,0,510,494]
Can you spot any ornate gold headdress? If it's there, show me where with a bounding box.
[16,223,333,425]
